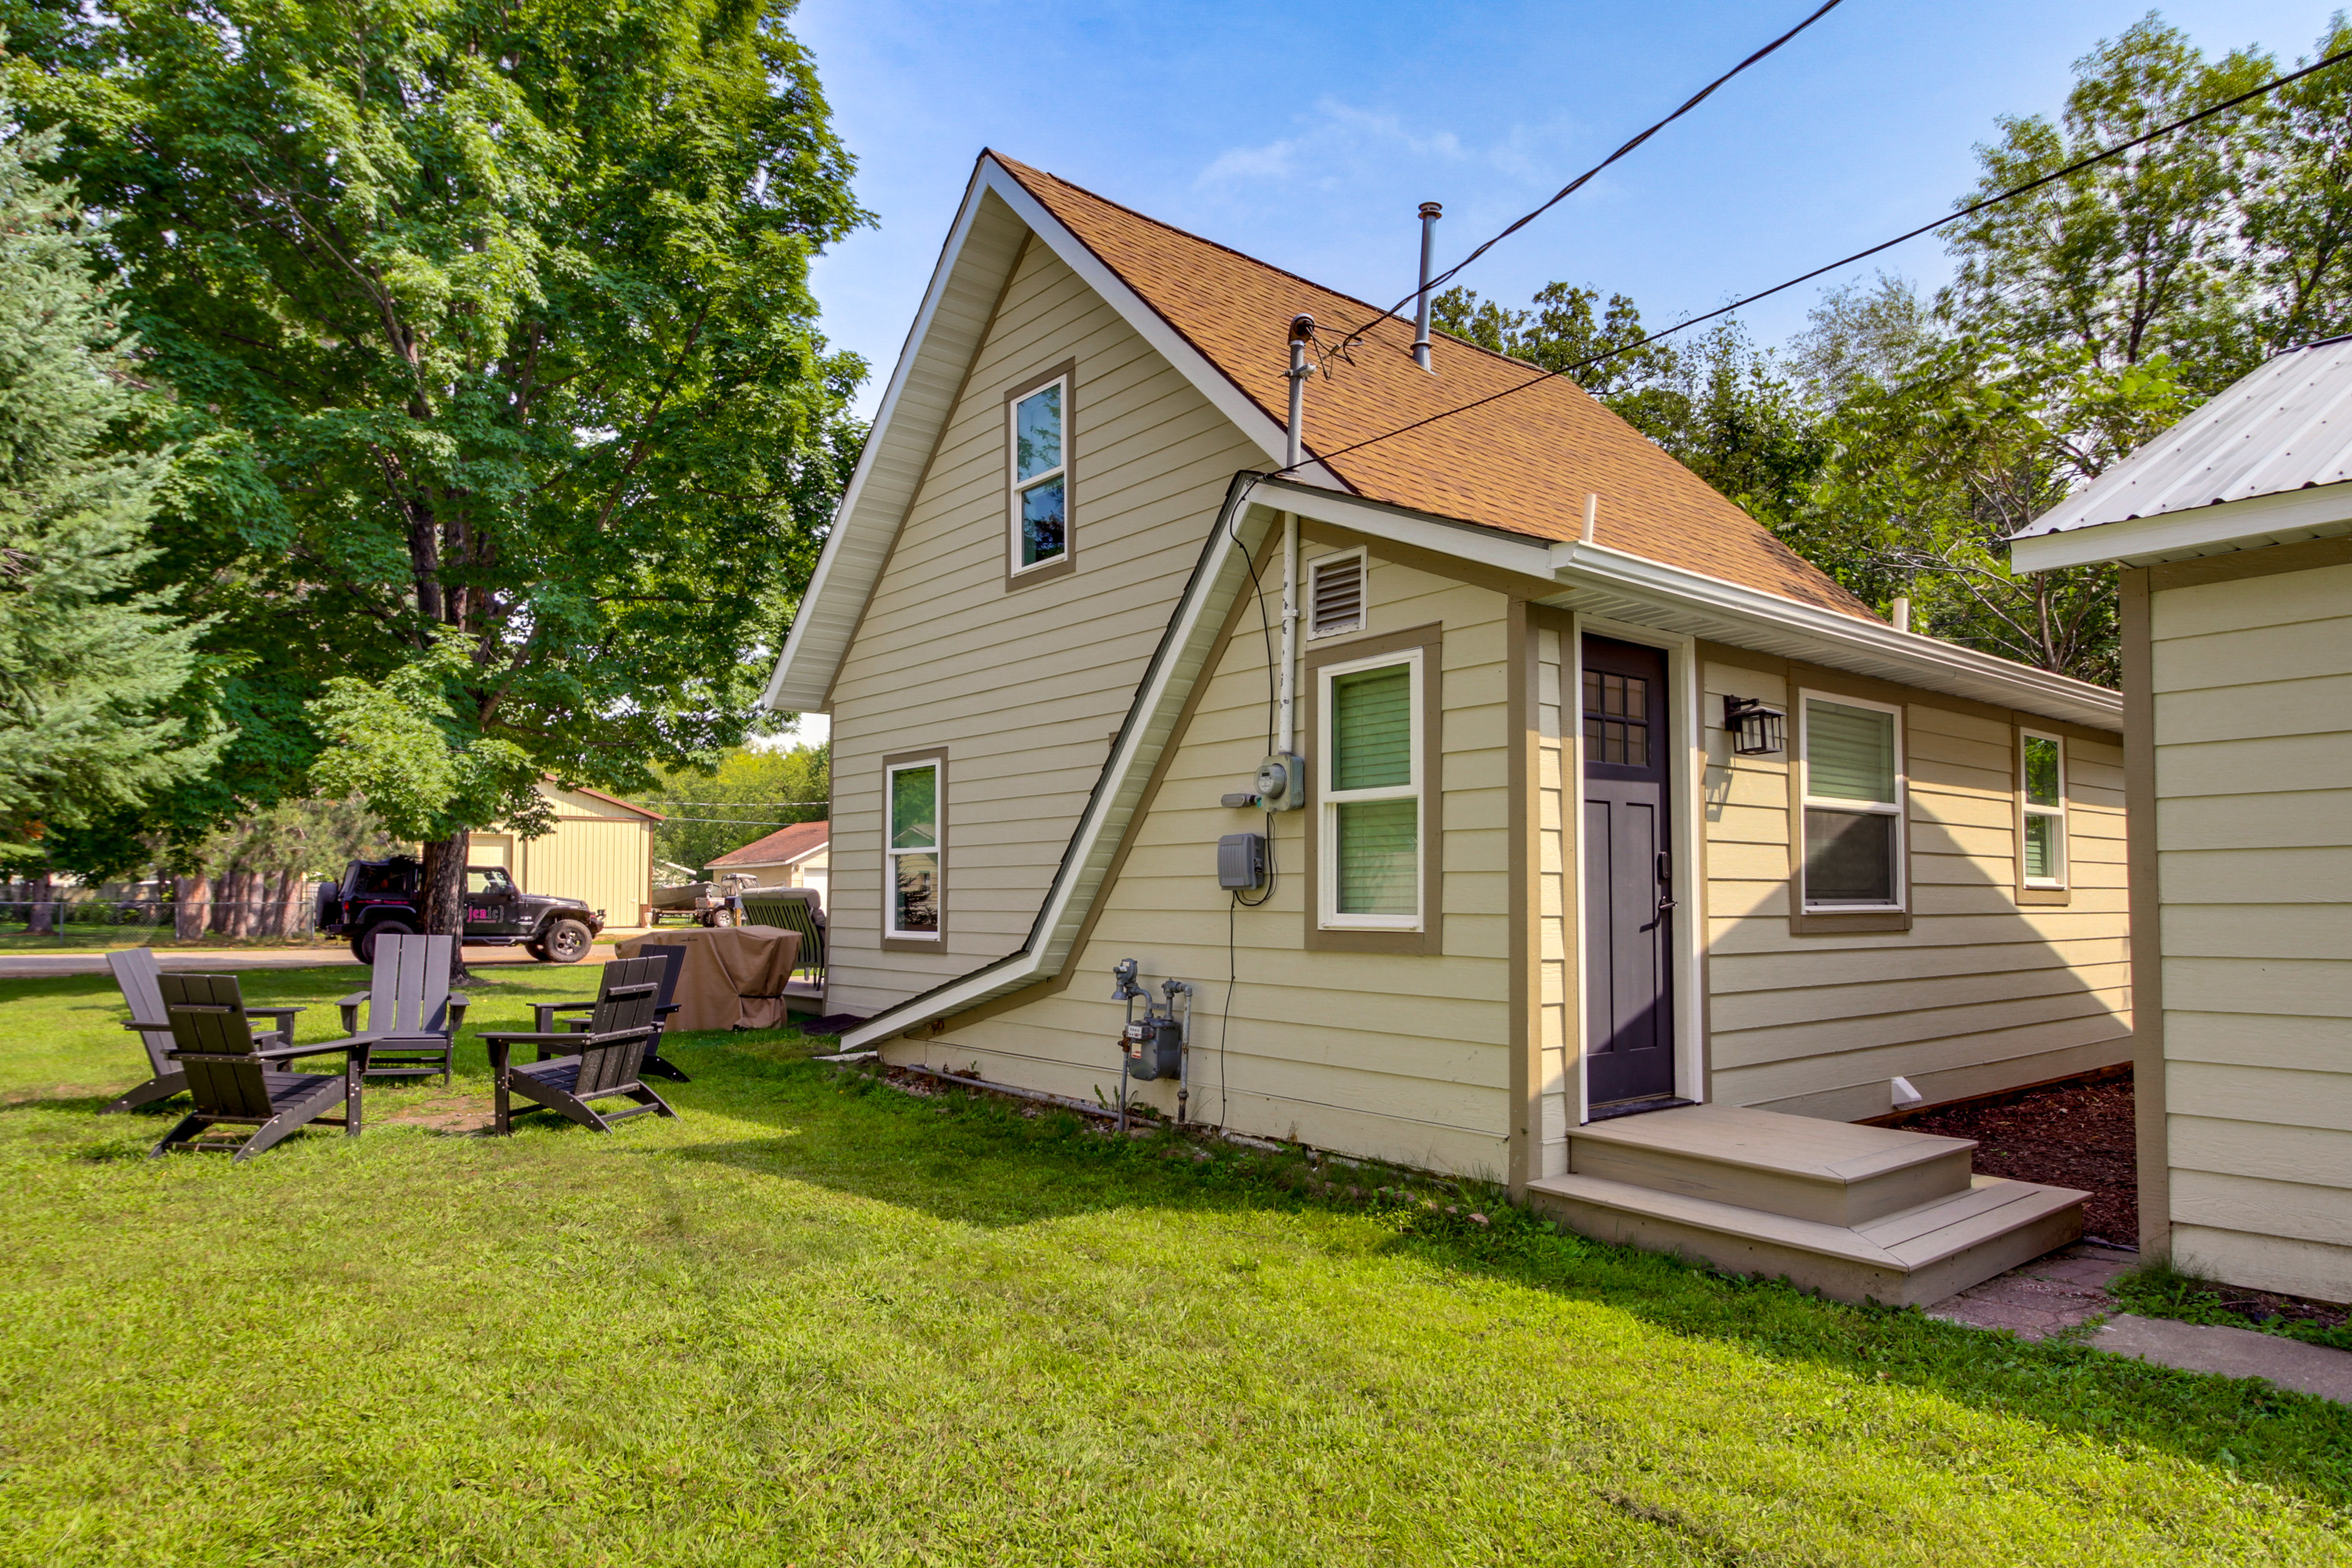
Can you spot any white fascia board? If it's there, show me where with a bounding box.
[1545,537,2120,729]
[760,170,1027,714]
[976,160,1346,494]
[1251,477,2119,731]
[841,477,1270,1051]
[2008,482,2352,573]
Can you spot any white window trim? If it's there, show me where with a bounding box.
[1006,373,1069,578]
[1796,688,1907,913]
[1305,546,1368,639]
[884,758,943,941]
[2019,728,2068,889]
[1317,646,1425,932]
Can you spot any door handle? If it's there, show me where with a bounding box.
[1654,850,1677,915]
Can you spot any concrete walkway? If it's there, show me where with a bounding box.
[1929,1242,2352,1404]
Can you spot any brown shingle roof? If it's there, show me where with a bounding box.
[709,820,828,869]
[993,154,1875,621]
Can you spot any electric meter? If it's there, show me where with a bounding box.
[1254,751,1306,811]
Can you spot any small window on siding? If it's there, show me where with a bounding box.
[1319,650,1422,929]
[1800,693,1905,911]
[2020,731,2067,888]
[1008,374,1068,575]
[886,760,941,938]
[1308,550,1365,638]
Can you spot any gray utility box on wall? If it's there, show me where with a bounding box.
[1217,832,1267,892]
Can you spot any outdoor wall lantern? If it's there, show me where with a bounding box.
[1722,696,1787,756]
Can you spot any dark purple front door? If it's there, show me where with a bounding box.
[1581,636,1676,1109]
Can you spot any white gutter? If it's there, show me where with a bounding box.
[2009,482,2352,573]
[1246,478,2124,731]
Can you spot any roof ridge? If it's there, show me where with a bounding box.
[989,151,1580,390]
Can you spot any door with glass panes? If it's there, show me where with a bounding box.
[1580,636,1677,1109]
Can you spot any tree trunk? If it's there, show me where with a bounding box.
[419,827,472,979]
[174,875,211,940]
[26,872,54,935]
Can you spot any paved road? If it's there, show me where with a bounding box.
[0,943,631,980]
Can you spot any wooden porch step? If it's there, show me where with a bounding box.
[1568,1104,1976,1227]
[1525,1169,2087,1307]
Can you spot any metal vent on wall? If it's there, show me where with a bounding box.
[1310,554,1365,637]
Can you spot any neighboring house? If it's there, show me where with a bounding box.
[708,820,831,902]
[469,781,662,928]
[2010,338,2352,1305]
[761,153,2132,1302]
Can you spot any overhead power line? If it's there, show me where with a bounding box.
[1339,0,1849,347]
[1299,44,2352,474]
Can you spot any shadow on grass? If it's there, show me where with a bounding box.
[658,1039,2352,1511]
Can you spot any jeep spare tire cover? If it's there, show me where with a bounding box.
[541,918,592,963]
[356,919,416,965]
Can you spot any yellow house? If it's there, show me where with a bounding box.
[2012,339,2352,1303]
[469,782,661,927]
[760,154,2134,1304]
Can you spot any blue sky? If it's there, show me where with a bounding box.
[793,0,2343,419]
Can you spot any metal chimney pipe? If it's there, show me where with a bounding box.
[1412,202,1442,372]
[1285,314,1314,471]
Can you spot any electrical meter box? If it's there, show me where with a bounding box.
[1217,832,1267,891]
[1254,752,1306,812]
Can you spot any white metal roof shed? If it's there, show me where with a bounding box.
[2010,336,2352,571]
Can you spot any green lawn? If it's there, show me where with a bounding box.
[0,967,2346,1566]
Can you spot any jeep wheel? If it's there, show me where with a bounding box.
[540,918,592,963]
[354,919,415,965]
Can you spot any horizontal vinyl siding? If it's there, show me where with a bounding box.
[905,559,1517,1177]
[1700,660,2132,1121]
[827,236,1263,1015]
[2151,559,2352,1301]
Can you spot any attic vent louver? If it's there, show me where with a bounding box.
[1310,553,1365,638]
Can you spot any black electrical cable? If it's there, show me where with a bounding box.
[1221,891,1238,1128]
[1295,45,2352,475]
[1336,0,1848,347]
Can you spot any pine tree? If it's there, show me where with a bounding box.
[0,96,216,867]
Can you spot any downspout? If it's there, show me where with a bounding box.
[1412,202,1442,372]
[1278,315,1314,755]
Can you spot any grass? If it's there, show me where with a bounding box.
[0,967,2348,1566]
[2111,1256,2352,1353]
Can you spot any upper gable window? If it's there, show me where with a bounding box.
[1008,369,1071,577]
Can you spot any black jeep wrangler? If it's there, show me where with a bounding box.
[316,856,605,964]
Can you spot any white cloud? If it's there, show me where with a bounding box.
[1194,98,1504,192]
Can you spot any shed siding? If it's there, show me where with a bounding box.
[1699,659,2132,1121]
[1535,625,1573,1176]
[2150,559,2352,1300]
[825,236,1263,1016]
[899,555,1516,1175]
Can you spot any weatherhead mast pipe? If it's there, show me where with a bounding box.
[1412,203,1441,372]
[1278,315,1314,755]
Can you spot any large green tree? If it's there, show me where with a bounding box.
[647,741,826,878]
[0,87,218,876]
[2,0,867,943]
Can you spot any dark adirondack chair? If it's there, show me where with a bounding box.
[102,948,303,1115]
[483,956,675,1135]
[530,943,689,1082]
[149,973,371,1161]
[337,933,469,1084]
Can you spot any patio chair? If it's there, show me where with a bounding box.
[529,943,690,1082]
[482,956,674,1136]
[337,933,469,1085]
[101,948,304,1115]
[148,973,371,1161]
[736,888,826,986]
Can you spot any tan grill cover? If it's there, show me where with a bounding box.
[617,925,801,1033]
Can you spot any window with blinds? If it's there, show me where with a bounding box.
[1800,695,1904,910]
[2020,731,2066,888]
[1308,551,1365,638]
[1319,652,1421,927]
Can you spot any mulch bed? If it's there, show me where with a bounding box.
[1898,1072,2139,1246]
